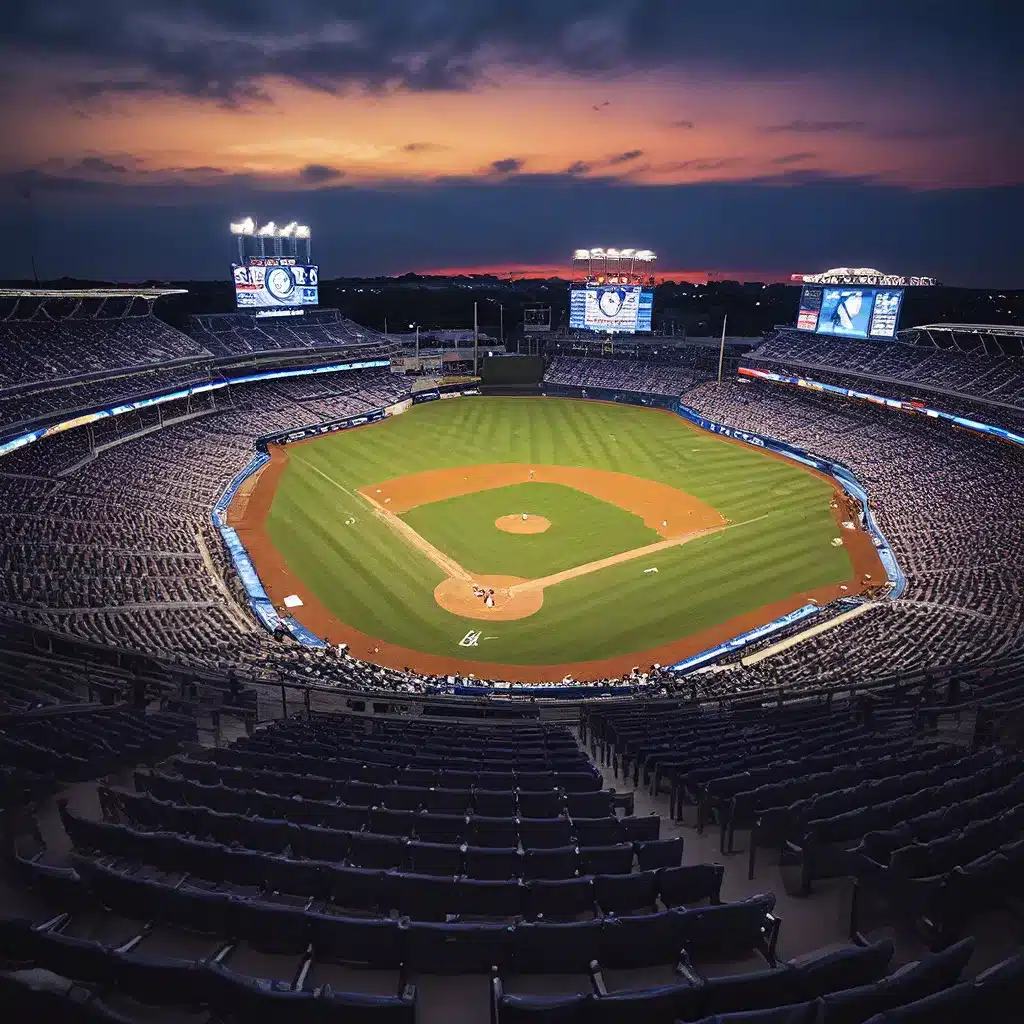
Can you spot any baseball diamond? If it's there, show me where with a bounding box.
[228,397,885,679]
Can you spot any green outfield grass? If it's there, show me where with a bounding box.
[400,482,660,578]
[264,396,852,665]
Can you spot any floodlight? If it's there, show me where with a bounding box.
[230,217,255,235]
[257,221,277,236]
[278,221,297,237]
[295,225,311,238]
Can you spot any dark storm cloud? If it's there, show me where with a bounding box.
[661,157,745,172]
[566,161,590,176]
[297,163,345,184]
[763,120,868,135]
[3,2,1018,104]
[607,150,644,165]
[771,152,817,165]
[74,156,129,174]
[490,157,523,175]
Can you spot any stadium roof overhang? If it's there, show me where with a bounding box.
[907,323,1024,338]
[0,288,188,300]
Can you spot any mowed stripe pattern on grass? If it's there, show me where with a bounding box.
[264,397,852,664]
[400,482,661,578]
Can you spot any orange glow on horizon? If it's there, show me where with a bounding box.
[408,264,794,284]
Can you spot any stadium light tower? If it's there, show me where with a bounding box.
[230,217,256,266]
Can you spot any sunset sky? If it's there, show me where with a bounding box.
[1,2,1021,284]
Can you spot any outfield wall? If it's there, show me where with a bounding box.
[543,383,678,409]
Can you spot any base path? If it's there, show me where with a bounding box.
[358,463,728,622]
[231,443,889,681]
[358,463,724,539]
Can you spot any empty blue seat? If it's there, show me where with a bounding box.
[524,846,577,881]
[405,919,511,973]
[579,844,634,876]
[349,832,405,869]
[309,911,403,968]
[476,790,519,816]
[512,918,602,974]
[406,839,463,875]
[457,878,525,919]
[524,877,595,921]
[381,785,424,812]
[598,911,685,970]
[370,807,416,837]
[573,817,621,846]
[518,790,563,818]
[388,871,458,920]
[636,837,683,870]
[467,846,523,880]
[427,787,472,813]
[326,864,384,912]
[620,816,660,843]
[472,816,520,848]
[566,791,614,818]
[595,871,660,915]
[657,864,724,907]
[521,817,573,850]
[417,813,467,843]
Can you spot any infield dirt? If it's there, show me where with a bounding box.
[230,443,888,680]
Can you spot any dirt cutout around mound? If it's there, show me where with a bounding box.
[358,464,727,622]
[496,514,550,534]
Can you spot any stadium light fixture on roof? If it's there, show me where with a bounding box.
[230,217,255,235]
[278,221,297,237]
[575,247,657,260]
[295,225,311,239]
[256,221,277,236]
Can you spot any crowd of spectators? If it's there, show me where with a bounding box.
[0,302,209,390]
[188,309,389,357]
[544,355,706,397]
[750,329,1024,409]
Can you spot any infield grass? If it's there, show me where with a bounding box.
[401,482,660,578]
[265,396,852,664]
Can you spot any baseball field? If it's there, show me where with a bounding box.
[230,396,883,679]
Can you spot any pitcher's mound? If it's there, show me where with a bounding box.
[496,514,551,534]
[434,574,544,621]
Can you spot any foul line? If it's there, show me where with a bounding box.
[510,513,771,595]
[299,458,472,582]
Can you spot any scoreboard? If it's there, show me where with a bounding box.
[233,263,319,309]
[796,284,904,340]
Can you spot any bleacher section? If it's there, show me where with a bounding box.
[2,708,1023,1024]
[748,329,1024,410]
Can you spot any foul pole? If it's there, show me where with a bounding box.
[473,302,479,376]
[716,313,728,384]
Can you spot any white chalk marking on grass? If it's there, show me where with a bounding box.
[644,567,658,574]
[295,459,365,511]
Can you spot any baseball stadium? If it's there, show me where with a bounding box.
[1,241,1023,1024]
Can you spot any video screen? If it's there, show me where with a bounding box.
[570,285,653,333]
[233,264,319,308]
[867,289,904,338]
[796,285,904,340]
[796,285,823,332]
